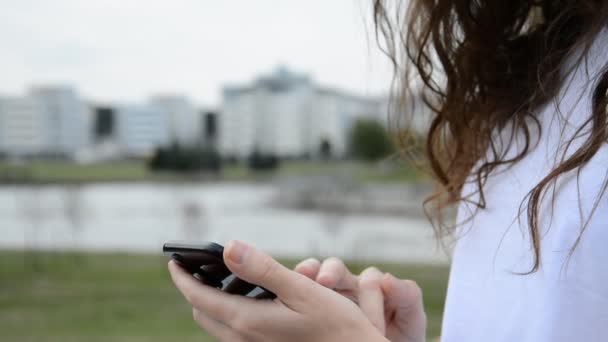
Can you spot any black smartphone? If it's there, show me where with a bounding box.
[163,241,276,300]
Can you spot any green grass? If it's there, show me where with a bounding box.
[0,160,426,184]
[0,161,151,183]
[0,251,448,341]
[280,160,426,183]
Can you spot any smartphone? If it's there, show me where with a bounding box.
[163,241,276,300]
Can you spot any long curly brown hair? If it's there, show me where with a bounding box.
[374,0,608,272]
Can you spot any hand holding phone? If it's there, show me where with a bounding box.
[163,241,276,299]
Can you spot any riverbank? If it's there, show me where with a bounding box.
[0,250,448,341]
[0,160,427,185]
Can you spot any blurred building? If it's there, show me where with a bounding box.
[220,67,384,159]
[87,100,206,161]
[0,96,49,156]
[0,86,92,158]
[114,104,171,157]
[29,86,92,156]
[150,95,200,146]
[221,68,315,158]
[220,87,257,158]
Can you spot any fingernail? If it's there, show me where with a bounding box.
[304,258,319,267]
[227,240,248,264]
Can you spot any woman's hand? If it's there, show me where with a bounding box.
[168,240,388,342]
[294,257,427,342]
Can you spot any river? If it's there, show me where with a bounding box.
[0,182,448,264]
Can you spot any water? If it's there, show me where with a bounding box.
[0,183,448,264]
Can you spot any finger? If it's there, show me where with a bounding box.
[192,308,242,342]
[381,274,425,325]
[316,257,358,291]
[168,260,273,324]
[358,267,386,335]
[223,240,316,304]
[294,258,321,280]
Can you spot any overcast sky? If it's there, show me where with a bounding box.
[0,0,393,107]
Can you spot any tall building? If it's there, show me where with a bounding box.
[0,86,92,158]
[220,67,384,159]
[0,96,49,156]
[114,104,170,157]
[29,86,92,156]
[248,68,314,157]
[149,96,200,146]
[220,87,258,158]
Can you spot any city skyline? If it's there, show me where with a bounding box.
[0,0,393,107]
[0,66,389,161]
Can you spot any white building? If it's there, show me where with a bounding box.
[221,88,257,158]
[0,86,92,158]
[29,86,92,156]
[0,96,49,156]
[114,104,170,157]
[150,95,200,146]
[220,67,384,159]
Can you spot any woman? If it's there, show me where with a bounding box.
[168,1,608,341]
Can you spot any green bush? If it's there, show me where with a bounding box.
[248,150,280,171]
[348,119,394,161]
[148,143,221,173]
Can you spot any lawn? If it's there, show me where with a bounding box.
[0,160,426,184]
[0,161,151,183]
[0,251,448,341]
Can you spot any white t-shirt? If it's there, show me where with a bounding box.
[441,29,608,341]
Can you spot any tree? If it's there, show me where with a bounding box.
[348,119,394,162]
